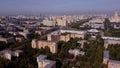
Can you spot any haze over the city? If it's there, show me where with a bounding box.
[0,0,120,15]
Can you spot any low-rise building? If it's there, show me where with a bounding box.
[0,37,15,43]
[108,60,120,68]
[102,36,120,49]
[31,39,57,53]
[102,50,120,68]
[47,33,85,42]
[0,50,23,60]
[47,29,86,42]
[37,55,56,68]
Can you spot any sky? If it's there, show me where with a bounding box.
[0,0,120,15]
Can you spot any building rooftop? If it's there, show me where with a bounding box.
[37,55,56,68]
[42,59,56,68]
[77,40,87,43]
[59,29,86,35]
[102,36,120,41]
[37,55,47,62]
[87,29,100,33]
[103,50,109,59]
[109,60,120,64]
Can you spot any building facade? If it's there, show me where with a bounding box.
[102,36,120,49]
[108,60,120,68]
[37,55,56,68]
[47,29,86,42]
[31,39,57,53]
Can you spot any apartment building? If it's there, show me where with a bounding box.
[47,29,86,42]
[103,50,120,68]
[102,36,120,49]
[37,55,56,68]
[108,60,120,68]
[31,39,57,53]
[0,50,23,60]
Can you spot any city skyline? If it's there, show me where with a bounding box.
[0,0,120,15]
[0,1,120,68]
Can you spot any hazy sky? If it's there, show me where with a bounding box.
[0,0,120,15]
